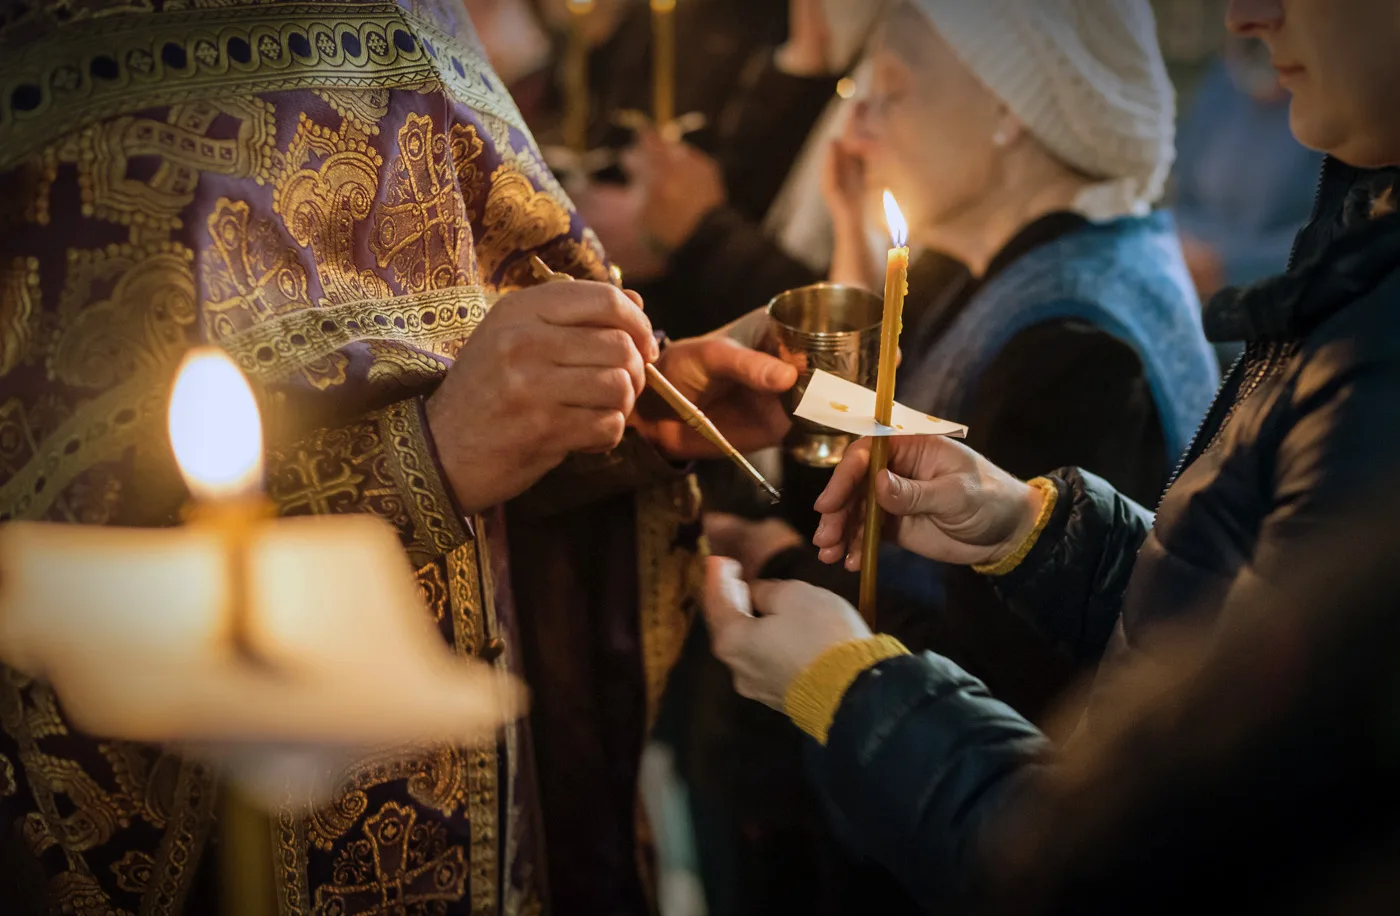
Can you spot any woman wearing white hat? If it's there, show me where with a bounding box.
[824,0,1217,486]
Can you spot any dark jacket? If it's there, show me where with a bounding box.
[807,160,1400,911]
[824,479,1400,916]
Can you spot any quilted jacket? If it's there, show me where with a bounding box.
[805,160,1400,912]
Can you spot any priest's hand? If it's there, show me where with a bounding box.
[632,316,798,459]
[812,436,1046,570]
[702,557,870,710]
[426,281,658,513]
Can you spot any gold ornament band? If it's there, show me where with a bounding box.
[784,635,910,745]
[971,476,1059,578]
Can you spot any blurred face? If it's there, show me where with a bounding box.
[845,9,1007,236]
[1228,0,1400,166]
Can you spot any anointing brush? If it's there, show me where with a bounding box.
[529,256,781,503]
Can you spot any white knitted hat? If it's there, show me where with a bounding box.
[911,0,1177,220]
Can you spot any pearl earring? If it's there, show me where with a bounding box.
[992,130,1009,148]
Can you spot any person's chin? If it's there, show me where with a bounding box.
[1290,104,1393,169]
[1286,96,1338,156]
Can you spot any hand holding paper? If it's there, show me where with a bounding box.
[794,369,968,440]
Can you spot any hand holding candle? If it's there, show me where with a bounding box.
[0,348,525,751]
[0,347,528,916]
[857,191,910,623]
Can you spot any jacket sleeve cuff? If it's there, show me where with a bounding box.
[972,477,1059,577]
[993,473,1075,593]
[784,635,910,745]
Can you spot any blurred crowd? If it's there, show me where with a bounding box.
[463,1,1400,915]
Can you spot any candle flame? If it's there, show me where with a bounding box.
[168,348,263,501]
[650,0,676,11]
[566,0,595,12]
[883,190,908,248]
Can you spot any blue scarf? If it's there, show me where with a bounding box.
[901,211,1219,464]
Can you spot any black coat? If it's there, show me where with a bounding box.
[808,161,1400,911]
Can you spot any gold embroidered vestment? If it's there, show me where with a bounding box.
[0,1,700,913]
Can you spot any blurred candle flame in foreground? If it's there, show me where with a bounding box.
[883,190,909,248]
[169,348,263,501]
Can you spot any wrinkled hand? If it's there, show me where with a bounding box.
[821,133,867,229]
[775,0,833,76]
[633,318,798,459]
[427,281,658,513]
[573,182,668,283]
[812,435,1046,570]
[624,129,727,253]
[702,557,871,709]
[703,513,805,580]
[821,122,882,289]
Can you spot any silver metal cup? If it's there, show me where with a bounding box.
[766,283,884,467]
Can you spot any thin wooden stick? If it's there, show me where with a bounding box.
[528,256,780,503]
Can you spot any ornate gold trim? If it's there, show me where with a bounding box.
[0,377,168,522]
[635,478,702,730]
[0,286,491,523]
[446,543,484,657]
[376,397,470,557]
[446,539,500,915]
[0,2,527,171]
[140,760,218,916]
[271,806,311,916]
[471,526,502,916]
[222,285,491,385]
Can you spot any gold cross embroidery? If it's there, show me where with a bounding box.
[312,802,468,915]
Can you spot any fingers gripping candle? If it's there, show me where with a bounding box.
[857,191,909,623]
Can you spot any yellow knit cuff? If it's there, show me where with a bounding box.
[972,477,1059,578]
[783,635,911,745]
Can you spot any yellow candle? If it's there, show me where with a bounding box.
[651,0,677,129]
[168,347,278,916]
[858,191,910,623]
[564,0,595,153]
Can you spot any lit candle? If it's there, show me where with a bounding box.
[857,191,909,623]
[168,347,278,916]
[0,351,522,749]
[651,0,676,129]
[0,346,525,873]
[564,0,595,153]
[169,347,269,662]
